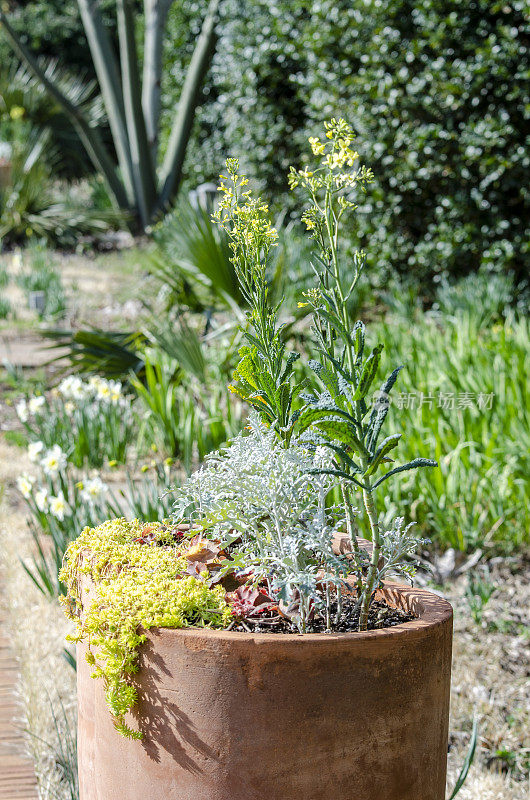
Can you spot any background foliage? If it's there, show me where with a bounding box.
[2,1,528,289]
[1,0,529,556]
[0,1,115,72]
[0,0,114,178]
[182,0,530,294]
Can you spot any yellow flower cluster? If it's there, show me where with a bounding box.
[308,136,325,155]
[214,158,278,267]
[60,518,232,739]
[301,207,319,231]
[289,118,368,196]
[288,118,374,241]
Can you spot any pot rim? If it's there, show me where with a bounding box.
[145,581,453,646]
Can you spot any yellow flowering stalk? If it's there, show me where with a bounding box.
[209,119,436,633]
[213,159,300,442]
[288,118,373,310]
[289,120,437,630]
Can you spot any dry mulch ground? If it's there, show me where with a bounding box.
[0,440,76,800]
[0,437,528,799]
[0,246,151,377]
[443,559,529,799]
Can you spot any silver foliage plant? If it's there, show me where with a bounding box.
[173,413,351,632]
[173,414,423,633]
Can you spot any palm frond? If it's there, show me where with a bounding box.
[43,329,148,380]
[151,199,244,312]
[152,319,206,382]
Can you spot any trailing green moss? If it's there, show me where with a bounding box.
[60,518,232,739]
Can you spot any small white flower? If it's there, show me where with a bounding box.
[49,491,69,521]
[41,445,67,475]
[28,395,46,415]
[35,487,49,512]
[16,399,28,422]
[28,440,45,462]
[64,401,75,417]
[16,473,35,498]
[57,376,73,397]
[109,380,122,405]
[71,379,87,400]
[88,375,103,391]
[58,376,86,400]
[96,380,112,401]
[80,476,108,504]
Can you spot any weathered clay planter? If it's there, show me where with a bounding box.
[77,581,452,800]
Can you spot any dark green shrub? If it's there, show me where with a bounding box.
[179,0,529,294]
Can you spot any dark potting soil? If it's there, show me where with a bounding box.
[228,595,416,634]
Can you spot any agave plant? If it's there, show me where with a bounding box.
[1,0,221,231]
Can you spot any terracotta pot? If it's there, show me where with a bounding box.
[77,581,452,800]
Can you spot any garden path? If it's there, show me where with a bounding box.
[0,333,64,369]
[0,608,38,799]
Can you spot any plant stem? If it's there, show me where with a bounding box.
[358,487,381,631]
[335,585,342,627]
[341,483,363,599]
[323,202,355,376]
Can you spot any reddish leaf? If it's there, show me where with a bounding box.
[184,535,221,563]
[133,525,159,545]
[185,561,209,577]
[226,585,276,619]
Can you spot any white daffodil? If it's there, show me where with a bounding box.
[64,401,75,416]
[80,476,108,504]
[16,473,35,498]
[58,375,86,400]
[41,445,67,475]
[28,440,45,462]
[96,380,112,401]
[35,487,49,512]
[88,375,104,392]
[57,376,74,397]
[71,378,88,400]
[49,492,69,521]
[28,395,46,415]
[16,399,28,422]
[109,380,122,405]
